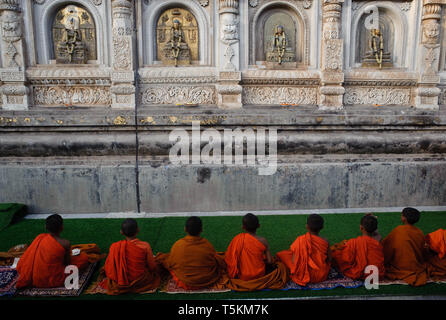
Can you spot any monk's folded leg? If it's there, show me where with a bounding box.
[226,261,288,292]
[70,252,89,272]
[276,250,294,271]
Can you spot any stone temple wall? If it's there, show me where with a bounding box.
[0,0,445,214]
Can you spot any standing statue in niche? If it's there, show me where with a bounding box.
[370,28,383,69]
[361,27,392,69]
[163,19,190,66]
[56,5,87,64]
[266,25,295,65]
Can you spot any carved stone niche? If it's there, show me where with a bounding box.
[156,7,199,66]
[251,3,307,69]
[51,4,97,64]
[352,5,406,70]
[357,10,393,69]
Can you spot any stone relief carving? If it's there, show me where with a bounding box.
[220,14,239,42]
[33,0,103,5]
[140,86,216,105]
[33,86,111,106]
[1,10,21,68]
[113,37,131,70]
[242,86,318,105]
[399,2,411,12]
[344,87,411,105]
[139,68,217,84]
[249,0,259,7]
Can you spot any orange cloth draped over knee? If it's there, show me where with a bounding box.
[223,233,287,291]
[156,235,226,290]
[425,229,446,279]
[16,233,89,288]
[71,243,106,263]
[331,235,385,280]
[382,224,427,286]
[276,232,330,286]
[102,239,160,295]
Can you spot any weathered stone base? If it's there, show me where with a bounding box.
[0,155,444,214]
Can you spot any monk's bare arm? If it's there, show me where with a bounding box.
[61,239,71,266]
[257,236,273,264]
[320,237,332,263]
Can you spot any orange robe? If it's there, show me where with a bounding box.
[331,235,385,280]
[425,229,446,279]
[224,233,288,291]
[156,235,225,290]
[276,232,330,286]
[382,224,427,286]
[16,233,89,288]
[225,233,266,281]
[103,239,160,295]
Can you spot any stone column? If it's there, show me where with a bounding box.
[217,0,242,109]
[111,0,135,109]
[319,0,344,110]
[415,0,442,110]
[0,0,29,110]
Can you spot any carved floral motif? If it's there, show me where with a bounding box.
[141,86,216,105]
[242,86,318,105]
[344,87,411,105]
[33,86,111,106]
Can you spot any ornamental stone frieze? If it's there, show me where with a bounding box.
[111,0,135,109]
[0,0,29,110]
[319,0,344,110]
[218,0,242,109]
[416,0,442,110]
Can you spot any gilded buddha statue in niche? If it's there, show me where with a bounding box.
[266,25,295,66]
[55,5,87,64]
[163,19,191,66]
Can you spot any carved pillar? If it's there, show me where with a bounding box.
[319,0,344,110]
[416,1,442,110]
[0,0,29,110]
[111,0,135,109]
[217,0,242,109]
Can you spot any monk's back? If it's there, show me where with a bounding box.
[278,233,330,286]
[382,224,427,286]
[167,235,221,287]
[383,225,425,268]
[343,235,384,279]
[17,233,67,288]
[226,233,266,281]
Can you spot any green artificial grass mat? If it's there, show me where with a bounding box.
[0,203,27,231]
[1,211,445,300]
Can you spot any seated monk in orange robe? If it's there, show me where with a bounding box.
[382,207,428,286]
[100,218,160,295]
[156,216,226,290]
[16,214,90,288]
[425,229,446,280]
[276,214,330,286]
[331,214,385,280]
[224,213,287,291]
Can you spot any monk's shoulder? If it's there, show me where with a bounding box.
[201,237,216,250]
[254,235,269,249]
[57,238,71,251]
[317,235,330,246]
